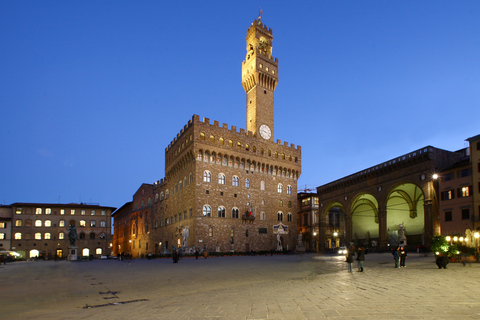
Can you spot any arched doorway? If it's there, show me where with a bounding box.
[82,248,90,257]
[351,194,379,247]
[387,183,425,246]
[323,202,346,249]
[29,249,39,258]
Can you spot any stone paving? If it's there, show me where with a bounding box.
[1,252,480,319]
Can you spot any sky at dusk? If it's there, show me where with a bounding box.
[1,1,479,210]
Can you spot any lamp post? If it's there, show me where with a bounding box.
[333,231,338,248]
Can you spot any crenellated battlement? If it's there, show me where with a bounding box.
[166,114,301,153]
[248,19,272,36]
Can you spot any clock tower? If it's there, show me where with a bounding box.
[242,13,278,141]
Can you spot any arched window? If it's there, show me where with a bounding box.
[59,232,64,240]
[218,206,226,218]
[200,132,206,140]
[210,135,215,142]
[15,220,22,227]
[96,248,102,255]
[15,232,22,239]
[44,220,51,227]
[218,173,226,185]
[209,227,213,237]
[232,208,239,219]
[90,232,95,239]
[44,233,51,239]
[232,176,239,187]
[184,176,187,187]
[278,200,283,207]
[287,213,293,222]
[277,183,283,193]
[100,221,106,227]
[203,171,211,182]
[165,190,170,199]
[189,173,194,183]
[245,179,250,188]
[35,220,42,227]
[90,220,96,227]
[260,212,266,220]
[80,220,86,227]
[288,201,292,208]
[203,205,211,217]
[277,212,283,221]
[100,233,106,239]
[229,140,233,147]
[220,137,224,145]
[260,181,265,190]
[287,185,292,194]
[35,233,42,240]
[79,232,85,240]
[160,192,165,200]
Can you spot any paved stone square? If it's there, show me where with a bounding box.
[1,253,480,319]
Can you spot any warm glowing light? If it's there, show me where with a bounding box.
[446,236,451,241]
[459,237,464,242]
[453,236,458,242]
[313,232,317,236]
[432,173,439,180]
[333,232,338,237]
[475,232,479,239]
[435,252,440,255]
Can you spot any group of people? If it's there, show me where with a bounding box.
[346,245,409,272]
[346,245,365,272]
[392,246,407,268]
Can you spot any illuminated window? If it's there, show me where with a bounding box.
[80,220,86,227]
[46,208,52,215]
[81,210,86,215]
[232,176,239,187]
[59,232,64,240]
[16,208,23,215]
[60,209,65,215]
[59,220,65,227]
[203,171,211,182]
[90,221,96,227]
[15,220,22,227]
[100,221,106,227]
[218,173,226,185]
[36,208,42,215]
[35,220,42,227]
[71,210,75,215]
[91,210,96,215]
[44,220,52,227]
[0,233,4,240]
[44,233,51,240]
[245,179,250,188]
[35,233,42,240]
[278,184,283,193]
[287,185,292,194]
[15,233,22,240]
[96,248,102,255]
[203,205,211,217]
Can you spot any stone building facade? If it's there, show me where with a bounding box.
[6,203,115,259]
[112,16,302,257]
[314,146,464,252]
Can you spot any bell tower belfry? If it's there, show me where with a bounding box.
[242,12,278,141]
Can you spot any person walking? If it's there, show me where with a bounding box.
[357,246,365,272]
[346,245,355,272]
[399,247,407,267]
[195,249,199,260]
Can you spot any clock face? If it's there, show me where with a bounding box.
[259,124,271,140]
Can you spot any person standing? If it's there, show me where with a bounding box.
[393,247,400,268]
[346,245,355,272]
[399,247,407,267]
[357,246,365,272]
[195,249,199,260]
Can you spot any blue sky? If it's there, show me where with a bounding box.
[1,1,479,209]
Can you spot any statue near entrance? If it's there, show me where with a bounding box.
[182,226,189,247]
[67,225,77,247]
[276,234,283,251]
